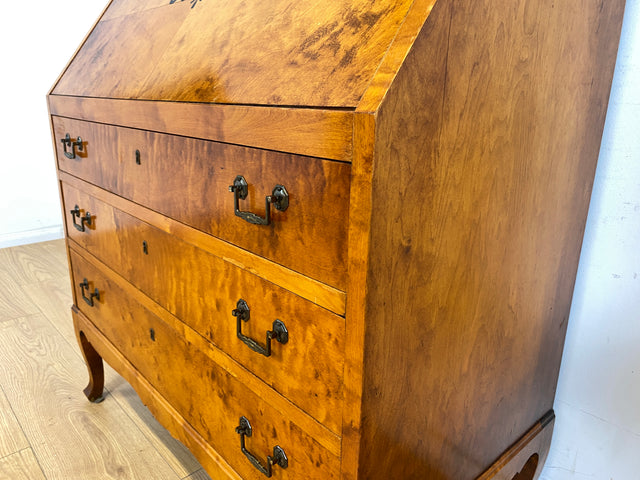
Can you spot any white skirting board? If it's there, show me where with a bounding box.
[0,225,64,249]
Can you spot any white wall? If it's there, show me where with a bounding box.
[1,0,638,478]
[0,0,105,248]
[540,0,640,478]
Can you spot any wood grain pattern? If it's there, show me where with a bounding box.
[52,5,190,100]
[72,307,342,480]
[48,96,354,162]
[76,327,105,403]
[339,111,376,480]
[101,0,169,21]
[355,2,452,475]
[0,449,46,480]
[22,276,74,344]
[0,241,69,323]
[351,0,626,478]
[183,470,214,480]
[73,308,244,480]
[59,171,346,315]
[0,241,210,479]
[46,2,113,97]
[53,0,415,108]
[54,116,350,290]
[0,240,68,286]
[0,314,180,480]
[477,412,554,480]
[356,0,437,113]
[0,280,40,323]
[104,366,208,479]
[68,242,341,458]
[0,387,29,458]
[63,188,346,434]
[47,0,625,477]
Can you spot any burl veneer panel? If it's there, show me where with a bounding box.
[54,0,415,107]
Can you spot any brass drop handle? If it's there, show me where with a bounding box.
[232,299,288,357]
[70,205,92,232]
[61,133,83,159]
[228,175,289,225]
[79,278,100,307]
[235,416,288,478]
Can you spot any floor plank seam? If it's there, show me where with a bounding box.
[30,280,79,353]
[120,404,184,478]
[110,388,199,479]
[0,446,32,463]
[26,446,48,480]
[0,384,32,452]
[0,240,208,479]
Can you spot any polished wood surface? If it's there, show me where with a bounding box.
[339,111,376,480]
[76,324,105,403]
[74,308,240,480]
[60,170,345,315]
[72,305,341,480]
[54,116,350,290]
[48,0,625,477]
[48,96,354,161]
[66,216,346,435]
[348,0,626,478]
[68,241,341,457]
[101,0,169,20]
[53,3,190,100]
[53,0,416,108]
[477,412,554,480]
[356,0,438,113]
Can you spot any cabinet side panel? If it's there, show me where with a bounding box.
[357,0,625,478]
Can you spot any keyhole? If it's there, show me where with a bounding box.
[135,149,141,165]
[143,241,148,255]
[150,328,155,341]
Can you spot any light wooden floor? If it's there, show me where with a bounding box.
[0,239,212,480]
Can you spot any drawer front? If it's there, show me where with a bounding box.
[62,182,344,433]
[53,116,350,290]
[68,249,340,480]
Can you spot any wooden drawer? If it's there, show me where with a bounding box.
[62,181,345,433]
[53,116,350,289]
[68,248,340,480]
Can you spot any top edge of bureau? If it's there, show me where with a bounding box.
[47,94,356,162]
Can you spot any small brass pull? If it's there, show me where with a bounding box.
[232,299,288,357]
[70,205,92,232]
[235,416,288,478]
[228,175,289,225]
[79,278,100,307]
[61,133,83,159]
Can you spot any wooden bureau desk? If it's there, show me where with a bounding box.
[48,0,626,478]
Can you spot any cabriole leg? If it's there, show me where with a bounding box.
[75,327,105,403]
